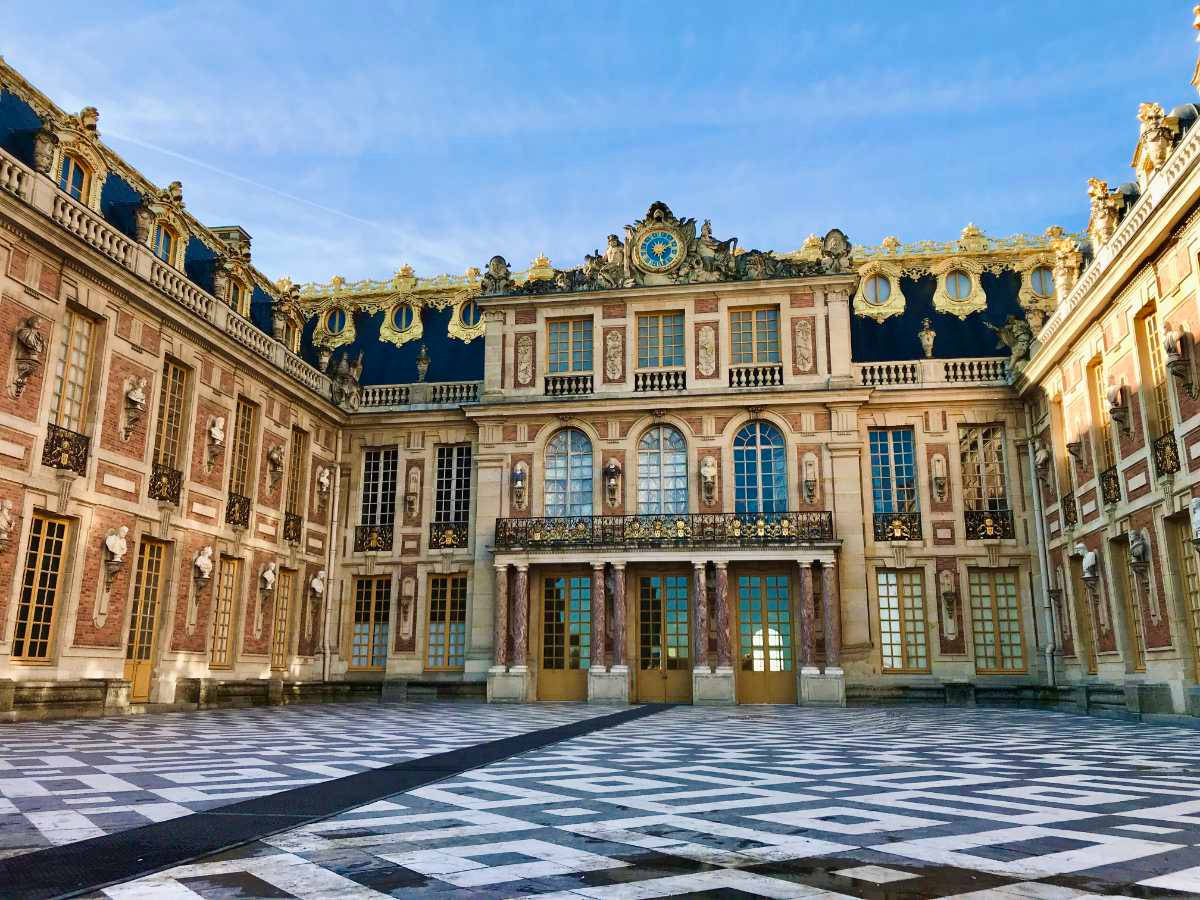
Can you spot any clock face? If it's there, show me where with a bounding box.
[637,229,681,271]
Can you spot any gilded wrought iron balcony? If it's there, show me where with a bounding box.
[494,511,835,552]
[544,373,593,396]
[1099,466,1121,506]
[42,423,89,476]
[430,520,470,549]
[634,369,686,392]
[1152,431,1181,477]
[729,363,783,388]
[963,507,1016,540]
[283,511,303,544]
[148,462,182,505]
[873,511,922,542]
[1060,492,1078,529]
[225,492,251,530]
[354,523,394,553]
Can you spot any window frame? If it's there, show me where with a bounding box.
[636,425,688,514]
[360,446,399,526]
[350,575,391,670]
[1138,308,1173,438]
[426,574,468,670]
[49,308,96,433]
[125,538,167,666]
[270,568,296,671]
[637,311,685,369]
[209,555,241,668]
[11,512,71,662]
[544,428,593,517]
[729,306,781,365]
[57,154,90,203]
[869,428,918,514]
[968,567,1026,674]
[285,427,308,518]
[153,358,190,470]
[434,444,472,525]
[877,568,929,673]
[959,424,1009,512]
[733,421,788,513]
[228,398,259,498]
[547,317,594,374]
[1088,361,1116,472]
[151,223,176,265]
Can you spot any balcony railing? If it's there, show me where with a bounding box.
[1099,466,1121,506]
[354,523,394,553]
[225,492,251,530]
[495,511,835,551]
[634,369,687,392]
[42,423,89,476]
[854,356,1009,389]
[283,511,303,544]
[430,520,470,549]
[358,380,483,409]
[148,462,182,505]
[729,363,783,388]
[964,507,1016,540]
[0,146,330,399]
[873,511,922,542]
[1152,431,1181,478]
[545,373,593,396]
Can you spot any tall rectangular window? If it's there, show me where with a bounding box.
[434,444,471,524]
[151,225,175,265]
[50,310,95,433]
[637,312,685,368]
[125,539,166,666]
[1175,522,1200,673]
[351,576,390,669]
[427,575,467,669]
[1121,549,1147,673]
[360,447,398,526]
[210,556,241,667]
[57,155,89,202]
[12,513,70,661]
[877,569,929,672]
[968,568,1025,673]
[960,425,1009,511]
[228,399,257,497]
[869,428,918,513]
[285,427,308,517]
[548,318,593,373]
[1088,362,1116,471]
[730,307,780,364]
[153,359,189,470]
[1140,309,1173,436]
[270,569,295,670]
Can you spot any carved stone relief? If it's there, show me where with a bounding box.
[604,328,624,383]
[697,324,717,378]
[792,318,814,374]
[515,333,535,387]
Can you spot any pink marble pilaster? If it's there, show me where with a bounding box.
[512,564,529,667]
[611,563,626,667]
[714,562,731,668]
[493,564,509,668]
[592,562,606,671]
[693,561,709,670]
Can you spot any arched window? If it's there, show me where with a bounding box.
[637,425,687,513]
[733,421,787,513]
[57,155,89,203]
[151,223,176,264]
[544,428,593,516]
[1030,266,1054,298]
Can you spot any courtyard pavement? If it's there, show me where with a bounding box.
[3,703,1200,898]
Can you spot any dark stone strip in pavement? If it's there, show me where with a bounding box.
[2,702,673,900]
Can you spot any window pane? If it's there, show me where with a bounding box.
[545,428,592,516]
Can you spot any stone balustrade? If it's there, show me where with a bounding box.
[359,381,482,409]
[853,356,1009,388]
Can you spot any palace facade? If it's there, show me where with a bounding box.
[1,23,1200,721]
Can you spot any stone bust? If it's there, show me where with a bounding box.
[105,525,129,564]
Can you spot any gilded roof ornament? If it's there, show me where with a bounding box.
[526,253,554,282]
[881,235,901,253]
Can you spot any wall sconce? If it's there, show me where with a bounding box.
[1106,383,1131,435]
[931,453,948,502]
[1033,442,1051,490]
[1164,321,1197,399]
[1065,439,1083,464]
[511,462,528,511]
[603,458,623,509]
[802,453,818,503]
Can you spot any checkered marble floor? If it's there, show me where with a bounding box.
[0,701,611,861]
[95,705,1200,899]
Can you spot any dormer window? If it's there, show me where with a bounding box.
[945,270,971,301]
[151,224,176,264]
[57,155,90,203]
[229,279,249,316]
[863,274,891,305]
[326,308,347,335]
[1030,266,1054,299]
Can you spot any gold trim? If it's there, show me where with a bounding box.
[312,306,355,351]
[931,257,987,319]
[49,132,106,212]
[447,298,485,343]
[1010,251,1057,317]
[853,260,905,323]
[379,300,423,349]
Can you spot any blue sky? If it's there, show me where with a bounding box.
[4,1,1194,284]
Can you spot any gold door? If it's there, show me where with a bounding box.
[123,539,166,702]
[735,573,797,704]
[538,574,591,700]
[636,574,693,703]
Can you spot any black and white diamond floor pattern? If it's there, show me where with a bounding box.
[85,705,1200,898]
[0,702,611,861]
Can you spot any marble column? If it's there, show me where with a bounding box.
[820,561,840,671]
[693,561,709,670]
[611,562,627,667]
[713,562,731,668]
[511,564,529,668]
[591,562,606,671]
[493,563,509,669]
[798,561,816,671]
